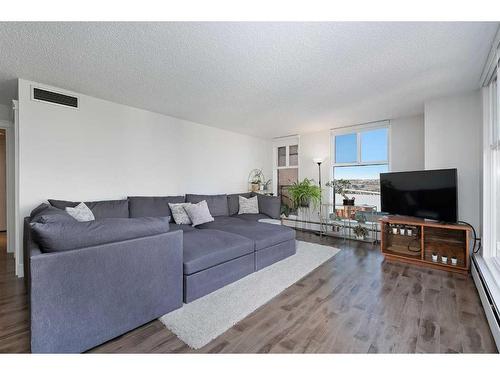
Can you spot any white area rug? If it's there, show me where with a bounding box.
[159,240,340,349]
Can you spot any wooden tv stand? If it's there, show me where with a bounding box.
[379,216,471,274]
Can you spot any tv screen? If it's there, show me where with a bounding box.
[380,169,457,222]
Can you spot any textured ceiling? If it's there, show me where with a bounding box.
[0,22,497,138]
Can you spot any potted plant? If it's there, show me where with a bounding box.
[326,179,355,205]
[262,179,272,191]
[353,224,369,240]
[251,176,262,192]
[280,203,291,218]
[287,178,322,209]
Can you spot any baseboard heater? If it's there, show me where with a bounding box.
[471,255,500,351]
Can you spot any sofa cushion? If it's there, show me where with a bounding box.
[235,213,271,222]
[255,194,281,219]
[182,229,253,275]
[185,194,229,217]
[196,215,248,229]
[128,196,185,222]
[227,193,253,216]
[199,219,295,251]
[169,223,196,233]
[49,199,129,219]
[30,203,76,224]
[31,217,170,253]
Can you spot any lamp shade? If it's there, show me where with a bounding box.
[313,157,324,164]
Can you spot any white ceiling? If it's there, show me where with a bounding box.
[0,22,497,138]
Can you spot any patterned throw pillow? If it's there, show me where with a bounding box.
[65,202,95,222]
[238,195,259,214]
[184,200,214,227]
[168,203,192,225]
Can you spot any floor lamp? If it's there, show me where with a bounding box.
[313,157,324,234]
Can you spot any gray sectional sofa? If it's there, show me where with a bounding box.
[24,192,296,353]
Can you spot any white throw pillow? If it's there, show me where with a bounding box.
[65,202,95,222]
[168,202,192,225]
[238,195,259,214]
[184,200,214,227]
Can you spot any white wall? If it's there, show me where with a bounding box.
[424,90,482,230]
[0,104,10,122]
[17,79,272,274]
[391,114,425,172]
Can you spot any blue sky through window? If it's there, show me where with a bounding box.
[361,128,388,162]
[335,133,357,163]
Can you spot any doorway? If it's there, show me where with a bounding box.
[0,129,6,239]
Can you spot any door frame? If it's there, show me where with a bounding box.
[0,100,20,276]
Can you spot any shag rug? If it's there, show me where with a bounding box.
[159,240,340,349]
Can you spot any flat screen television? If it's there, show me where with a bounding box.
[380,169,458,223]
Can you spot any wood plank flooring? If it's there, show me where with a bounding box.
[0,231,496,353]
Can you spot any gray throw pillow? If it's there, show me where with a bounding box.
[168,203,192,225]
[227,192,253,216]
[65,202,95,222]
[238,195,259,214]
[31,217,170,253]
[184,200,214,227]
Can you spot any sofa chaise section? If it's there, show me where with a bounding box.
[198,216,296,271]
[182,229,254,302]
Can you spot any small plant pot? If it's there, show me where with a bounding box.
[343,198,355,206]
[392,227,398,235]
[399,228,405,235]
[451,257,458,266]
[431,253,438,262]
[299,197,310,207]
[407,229,413,236]
[355,235,365,241]
[441,256,448,264]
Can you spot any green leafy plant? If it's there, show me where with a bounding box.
[326,179,353,200]
[280,203,291,217]
[353,224,369,239]
[287,178,322,209]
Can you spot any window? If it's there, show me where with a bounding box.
[273,137,299,214]
[332,122,389,210]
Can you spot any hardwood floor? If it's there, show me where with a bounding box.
[0,231,497,353]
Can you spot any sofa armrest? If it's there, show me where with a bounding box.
[29,230,183,353]
[256,194,281,219]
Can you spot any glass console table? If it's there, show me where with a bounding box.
[319,203,382,243]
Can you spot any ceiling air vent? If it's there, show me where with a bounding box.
[32,87,79,108]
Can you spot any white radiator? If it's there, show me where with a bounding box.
[471,256,500,351]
